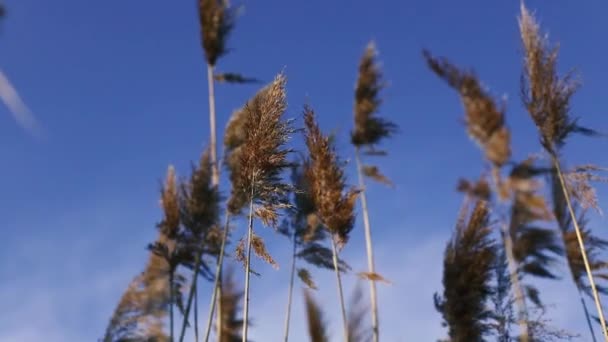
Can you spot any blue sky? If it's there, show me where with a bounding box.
[2,0,608,340]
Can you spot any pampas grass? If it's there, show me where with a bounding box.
[280,162,350,341]
[350,41,397,342]
[518,3,608,338]
[435,199,496,341]
[228,73,293,342]
[424,51,564,342]
[304,106,359,342]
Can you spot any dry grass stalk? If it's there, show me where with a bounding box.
[303,290,330,342]
[519,3,608,337]
[198,0,237,336]
[176,151,223,342]
[425,51,566,341]
[435,199,496,341]
[280,162,350,341]
[304,106,358,342]
[229,73,293,342]
[351,42,397,342]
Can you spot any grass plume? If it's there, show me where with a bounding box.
[350,42,397,342]
[425,50,564,341]
[304,290,330,342]
[280,162,351,341]
[304,106,358,342]
[230,73,293,342]
[519,3,608,337]
[435,199,496,342]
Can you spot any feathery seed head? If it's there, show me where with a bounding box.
[519,3,584,153]
[160,165,180,238]
[227,73,294,226]
[352,41,397,147]
[435,199,496,341]
[304,105,359,248]
[198,0,235,66]
[424,50,511,167]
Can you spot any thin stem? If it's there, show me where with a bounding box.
[242,181,256,342]
[202,212,232,342]
[170,270,175,342]
[354,147,379,342]
[553,156,608,339]
[207,61,222,342]
[215,269,223,341]
[194,284,199,342]
[207,63,219,187]
[331,236,348,342]
[282,233,298,342]
[501,224,529,342]
[579,288,598,342]
[178,212,231,342]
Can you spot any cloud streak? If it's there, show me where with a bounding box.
[0,68,44,138]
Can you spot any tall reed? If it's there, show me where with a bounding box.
[280,162,350,341]
[424,51,563,341]
[350,41,397,342]
[304,106,359,342]
[518,3,608,338]
[225,73,293,342]
[435,199,496,341]
[197,0,237,337]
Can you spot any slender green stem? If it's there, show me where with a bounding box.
[553,156,608,339]
[194,283,199,342]
[354,147,379,342]
[331,236,348,342]
[282,234,298,342]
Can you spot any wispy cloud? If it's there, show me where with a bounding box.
[0,68,44,138]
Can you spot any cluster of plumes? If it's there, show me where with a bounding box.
[106,156,222,341]
[424,51,510,168]
[225,73,294,228]
[435,200,497,342]
[351,42,397,149]
[198,0,235,66]
[103,245,172,342]
[303,106,359,248]
[426,51,566,333]
[178,151,223,279]
[279,163,351,288]
[216,269,250,342]
[149,158,221,280]
[518,4,597,155]
[519,2,608,321]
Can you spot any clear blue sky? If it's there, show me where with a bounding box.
[2,0,608,340]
